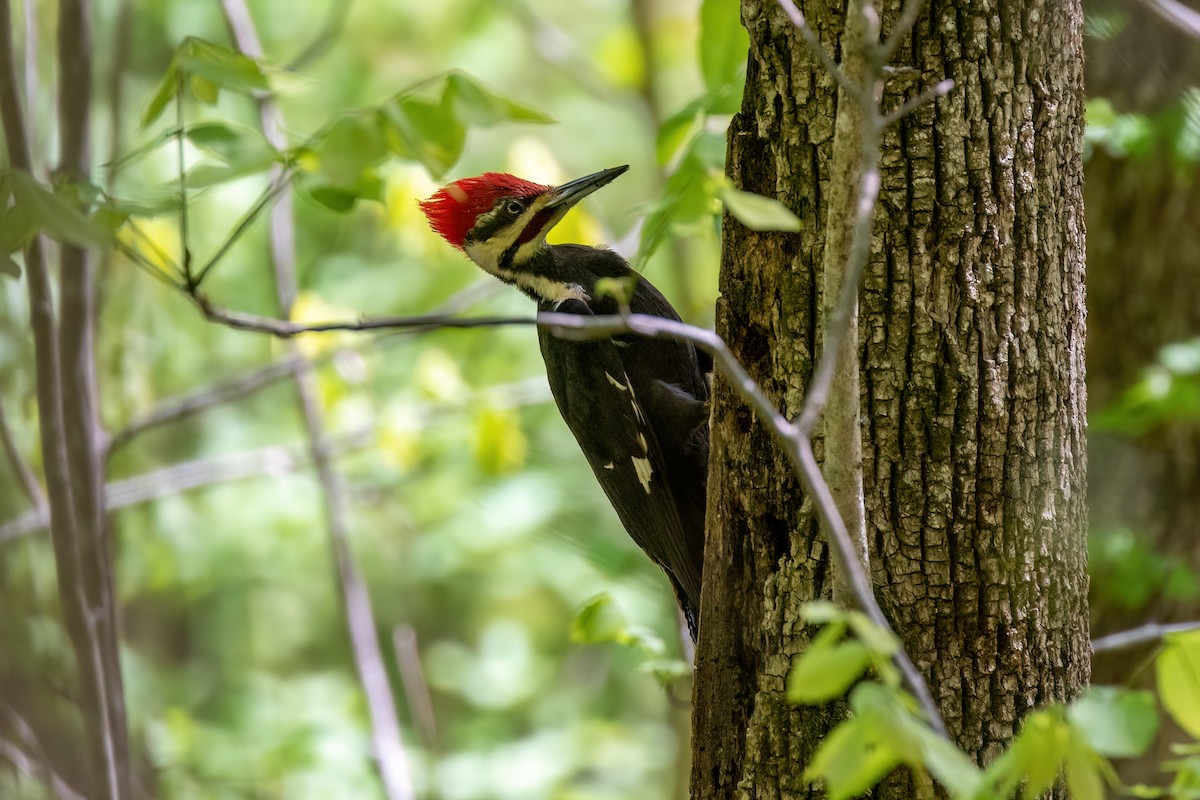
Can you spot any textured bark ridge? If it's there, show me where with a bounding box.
[692,1,1090,796]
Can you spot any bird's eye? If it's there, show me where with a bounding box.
[505,200,524,215]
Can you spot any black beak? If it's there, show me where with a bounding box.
[544,165,629,211]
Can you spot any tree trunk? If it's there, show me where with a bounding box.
[691,1,1090,796]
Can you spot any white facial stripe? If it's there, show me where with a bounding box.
[461,197,584,305]
[463,200,546,276]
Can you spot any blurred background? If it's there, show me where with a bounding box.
[1,0,1199,797]
[2,0,719,797]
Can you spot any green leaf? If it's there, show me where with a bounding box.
[190,73,220,105]
[179,38,269,96]
[718,184,802,232]
[0,197,37,254]
[806,719,901,800]
[142,65,181,127]
[186,122,276,163]
[1064,735,1104,800]
[309,114,388,188]
[787,640,871,703]
[303,185,359,213]
[301,172,384,213]
[444,72,554,126]
[0,252,19,279]
[141,38,273,127]
[105,127,178,170]
[569,594,627,645]
[634,136,723,268]
[1068,686,1158,758]
[848,683,984,797]
[656,98,706,166]
[909,724,983,796]
[846,612,901,658]
[698,0,749,99]
[10,171,112,250]
[638,658,692,685]
[801,601,845,625]
[1158,631,1200,739]
[996,711,1069,799]
[593,276,637,306]
[380,96,466,178]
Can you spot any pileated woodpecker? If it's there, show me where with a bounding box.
[420,166,708,641]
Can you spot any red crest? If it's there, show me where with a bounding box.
[419,173,548,249]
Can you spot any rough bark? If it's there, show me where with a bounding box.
[691,1,1090,796]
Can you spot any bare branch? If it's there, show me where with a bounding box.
[108,279,500,457]
[286,0,352,71]
[107,354,308,456]
[198,299,537,337]
[57,0,131,790]
[0,399,46,513]
[773,0,863,102]
[3,373,549,541]
[221,4,416,796]
[882,78,954,127]
[2,1,130,792]
[392,625,439,752]
[192,170,292,288]
[1,431,375,542]
[772,0,952,738]
[0,736,86,800]
[878,0,926,64]
[1092,621,1200,654]
[1138,0,1200,38]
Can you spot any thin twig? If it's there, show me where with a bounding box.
[58,0,130,790]
[0,400,46,513]
[773,0,864,102]
[176,84,192,286]
[107,353,308,456]
[20,0,34,169]
[0,736,86,800]
[1,431,374,541]
[392,625,439,752]
[878,0,926,64]
[107,279,500,457]
[199,301,537,337]
[1092,621,1200,654]
[192,170,292,287]
[285,0,352,70]
[2,377,547,541]
[882,78,954,127]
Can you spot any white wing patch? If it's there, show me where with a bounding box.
[632,456,653,493]
[603,462,615,470]
[605,372,628,391]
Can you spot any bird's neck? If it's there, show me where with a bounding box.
[497,245,593,309]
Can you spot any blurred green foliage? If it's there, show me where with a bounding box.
[1085,90,1200,167]
[1094,338,1200,436]
[0,0,752,796]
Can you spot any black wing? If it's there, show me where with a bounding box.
[537,247,708,638]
